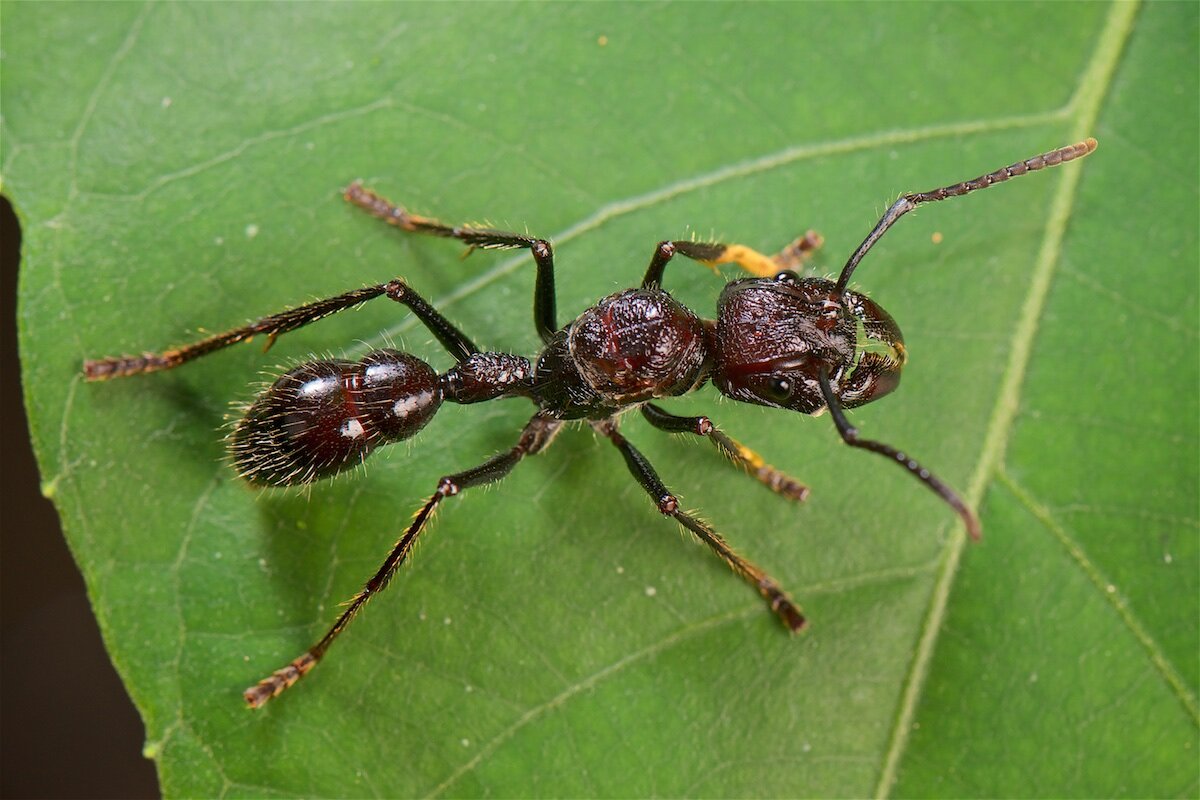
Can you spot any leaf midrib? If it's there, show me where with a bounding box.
[875,2,1146,796]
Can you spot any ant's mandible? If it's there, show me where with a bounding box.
[83,138,1097,708]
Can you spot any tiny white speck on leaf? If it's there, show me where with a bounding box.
[616,566,624,574]
[443,616,452,625]
[161,97,172,108]
[461,739,470,747]
[1164,553,1173,564]
[245,223,260,239]
[644,586,656,597]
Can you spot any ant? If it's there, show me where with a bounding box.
[84,138,1096,708]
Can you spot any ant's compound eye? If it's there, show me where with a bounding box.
[765,376,792,403]
[774,270,801,283]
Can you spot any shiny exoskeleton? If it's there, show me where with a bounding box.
[83,138,1097,708]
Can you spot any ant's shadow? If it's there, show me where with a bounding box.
[242,410,543,638]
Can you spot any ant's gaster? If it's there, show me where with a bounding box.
[83,138,1097,707]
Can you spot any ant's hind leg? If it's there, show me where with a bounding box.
[83,277,480,380]
[244,412,563,708]
[84,285,392,380]
[641,404,809,502]
[595,419,806,633]
[641,232,823,287]
[345,183,559,343]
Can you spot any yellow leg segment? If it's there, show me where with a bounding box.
[696,231,824,278]
[716,431,810,502]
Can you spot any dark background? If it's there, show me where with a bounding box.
[1,196,158,797]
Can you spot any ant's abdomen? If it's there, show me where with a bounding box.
[231,349,442,486]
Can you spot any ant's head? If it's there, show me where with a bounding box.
[711,273,905,414]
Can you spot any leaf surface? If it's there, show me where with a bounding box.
[6,3,1196,796]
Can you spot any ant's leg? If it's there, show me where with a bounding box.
[641,232,823,288]
[83,278,478,380]
[345,183,559,343]
[835,138,1097,293]
[641,404,809,502]
[816,366,981,541]
[380,279,478,362]
[595,419,806,632]
[244,413,562,708]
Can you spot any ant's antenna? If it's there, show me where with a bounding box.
[835,138,1097,296]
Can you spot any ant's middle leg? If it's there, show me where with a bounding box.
[641,404,809,502]
[244,412,563,708]
[595,418,806,633]
[641,231,824,288]
[345,183,559,343]
[83,278,479,380]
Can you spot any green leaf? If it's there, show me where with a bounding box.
[7,2,1195,797]
[893,3,1199,796]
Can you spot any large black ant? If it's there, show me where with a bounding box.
[84,138,1096,708]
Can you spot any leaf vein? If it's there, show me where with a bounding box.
[357,106,1073,355]
[421,560,936,798]
[420,606,763,799]
[127,97,396,201]
[1000,469,1199,724]
[67,2,154,200]
[874,2,1143,795]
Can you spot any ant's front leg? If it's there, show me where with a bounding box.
[816,366,981,541]
[244,412,563,708]
[595,419,806,633]
[641,404,809,502]
[345,183,559,344]
[83,278,479,380]
[641,231,823,288]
